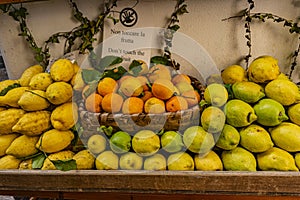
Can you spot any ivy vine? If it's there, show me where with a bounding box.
[223,0,300,78]
[0,0,118,70]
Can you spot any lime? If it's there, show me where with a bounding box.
[109,131,131,154]
[161,131,184,153]
[216,124,240,150]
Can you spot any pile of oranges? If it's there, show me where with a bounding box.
[83,63,201,115]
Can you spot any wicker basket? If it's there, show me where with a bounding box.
[78,76,205,135]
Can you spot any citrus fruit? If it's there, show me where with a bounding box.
[204,83,228,107]
[221,64,247,84]
[109,131,131,153]
[97,77,118,97]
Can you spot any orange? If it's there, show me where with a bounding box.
[97,77,118,97]
[136,75,150,91]
[182,90,201,107]
[101,93,123,113]
[166,96,188,112]
[151,79,175,100]
[148,64,172,82]
[172,74,191,85]
[140,91,153,102]
[144,97,166,114]
[122,97,144,114]
[85,93,103,113]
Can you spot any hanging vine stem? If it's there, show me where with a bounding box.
[0,0,119,70]
[163,0,188,71]
[222,0,300,77]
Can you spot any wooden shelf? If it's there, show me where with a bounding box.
[1,170,300,199]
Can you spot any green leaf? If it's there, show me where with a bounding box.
[0,83,21,96]
[98,125,114,137]
[224,84,234,100]
[82,69,102,84]
[169,25,180,32]
[102,66,127,80]
[32,153,46,169]
[83,81,99,99]
[96,56,123,71]
[150,56,170,66]
[129,60,143,76]
[107,14,119,25]
[51,159,77,171]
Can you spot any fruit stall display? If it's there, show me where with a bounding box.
[0,54,299,172]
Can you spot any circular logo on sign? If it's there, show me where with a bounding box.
[120,7,138,27]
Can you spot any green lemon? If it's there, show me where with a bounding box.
[239,124,273,153]
[161,131,184,153]
[95,151,119,170]
[224,99,257,127]
[167,152,194,171]
[288,103,300,126]
[204,83,228,107]
[232,81,265,103]
[119,152,143,170]
[132,130,160,156]
[253,98,288,126]
[183,126,215,154]
[143,154,166,170]
[201,106,226,133]
[216,124,240,150]
[247,55,280,83]
[194,151,223,171]
[221,147,257,171]
[270,122,300,152]
[109,131,131,154]
[257,147,298,171]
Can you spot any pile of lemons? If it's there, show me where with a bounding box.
[0,55,300,171]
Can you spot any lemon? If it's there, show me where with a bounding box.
[19,64,44,87]
[46,82,73,105]
[132,130,160,156]
[0,133,19,156]
[36,129,75,153]
[270,122,300,152]
[221,147,256,171]
[161,131,184,153]
[95,151,119,170]
[50,59,75,82]
[232,81,265,103]
[0,155,21,169]
[257,147,298,171]
[6,135,39,158]
[73,150,95,170]
[194,151,223,171]
[51,102,78,131]
[119,152,143,170]
[221,65,247,84]
[18,90,50,111]
[19,159,32,170]
[224,99,257,127]
[87,134,107,154]
[288,103,300,126]
[144,154,167,170]
[295,153,300,169]
[183,126,215,154]
[167,152,194,171]
[0,86,29,107]
[239,124,273,153]
[215,124,240,150]
[29,72,53,91]
[42,150,75,170]
[204,83,228,107]
[248,55,280,83]
[201,106,226,133]
[265,79,300,106]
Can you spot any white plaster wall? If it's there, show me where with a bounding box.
[0,0,299,81]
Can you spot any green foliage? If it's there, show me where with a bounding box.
[0,83,21,96]
[51,159,77,171]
